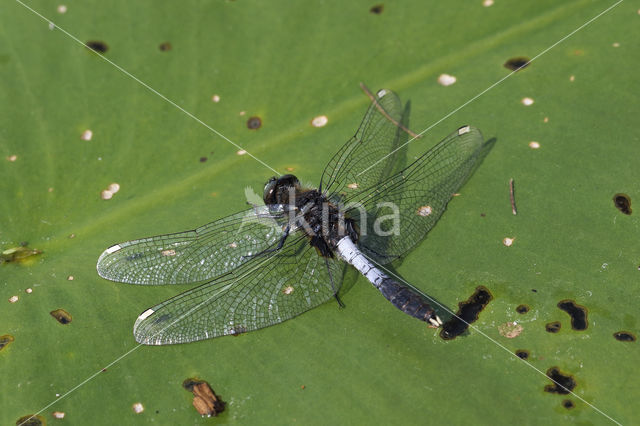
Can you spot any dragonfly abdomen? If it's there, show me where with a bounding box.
[377,278,439,324]
[335,237,442,327]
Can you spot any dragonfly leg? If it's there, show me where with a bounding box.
[324,257,345,308]
[241,225,291,260]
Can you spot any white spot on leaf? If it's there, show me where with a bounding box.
[108,183,120,193]
[311,115,328,128]
[437,74,457,86]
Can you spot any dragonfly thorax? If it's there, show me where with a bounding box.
[264,175,359,256]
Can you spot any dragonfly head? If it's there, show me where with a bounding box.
[263,174,301,205]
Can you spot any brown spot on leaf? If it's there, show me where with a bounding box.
[247,116,262,130]
[545,321,561,333]
[0,334,15,351]
[183,378,225,417]
[50,309,72,325]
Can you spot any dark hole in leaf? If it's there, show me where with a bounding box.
[613,331,636,342]
[515,349,529,360]
[562,399,575,410]
[247,116,262,130]
[370,4,384,14]
[613,193,632,215]
[159,42,172,51]
[503,56,530,71]
[15,415,45,426]
[0,334,15,351]
[557,300,588,330]
[440,286,492,340]
[544,367,576,395]
[516,304,529,314]
[199,157,208,163]
[545,321,561,333]
[85,40,108,54]
[50,309,72,325]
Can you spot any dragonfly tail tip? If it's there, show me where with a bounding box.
[429,315,443,328]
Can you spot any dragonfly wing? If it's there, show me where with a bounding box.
[96,205,288,285]
[319,89,408,199]
[132,235,346,345]
[347,126,485,264]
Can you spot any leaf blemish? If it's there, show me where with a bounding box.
[504,56,530,71]
[440,286,492,340]
[247,116,262,130]
[85,40,108,54]
[557,300,588,331]
[613,331,636,342]
[545,321,561,333]
[370,4,384,14]
[50,308,72,325]
[613,193,632,215]
[544,367,576,395]
[0,334,15,351]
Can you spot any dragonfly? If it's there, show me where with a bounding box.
[97,89,485,345]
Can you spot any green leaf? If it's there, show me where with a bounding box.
[1,0,637,424]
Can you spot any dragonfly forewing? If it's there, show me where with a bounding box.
[347,126,485,264]
[320,89,408,199]
[97,205,288,285]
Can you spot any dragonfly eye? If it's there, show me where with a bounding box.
[263,175,300,205]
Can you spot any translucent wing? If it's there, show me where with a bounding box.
[96,205,288,285]
[346,126,485,264]
[133,234,346,345]
[319,89,408,199]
